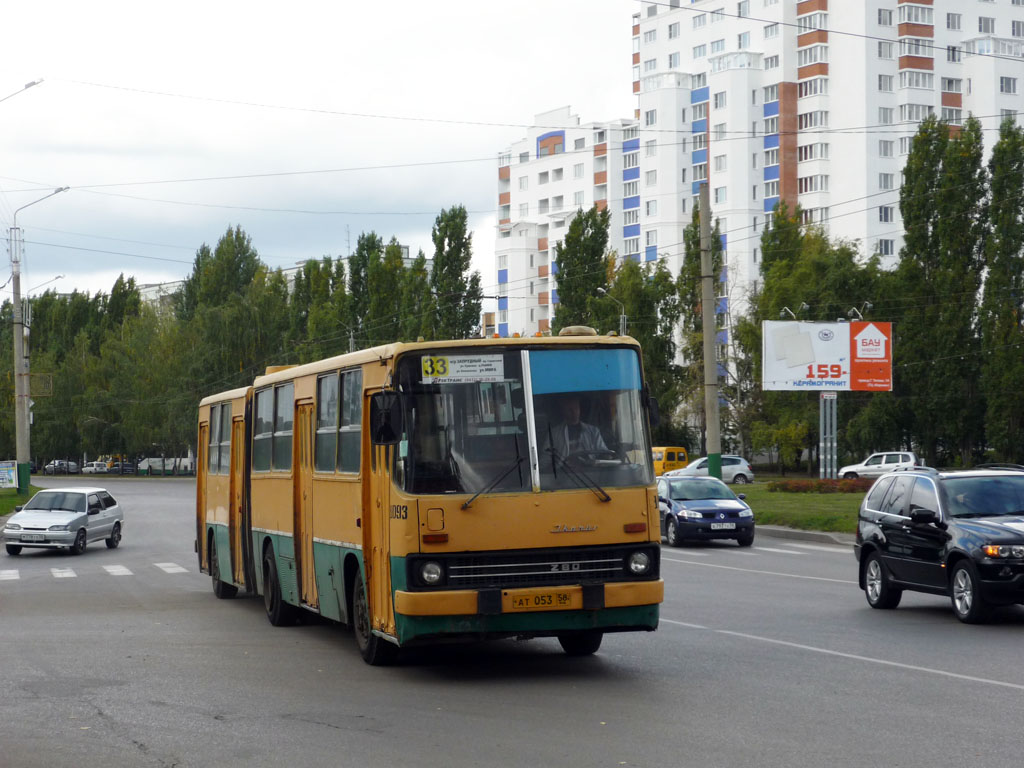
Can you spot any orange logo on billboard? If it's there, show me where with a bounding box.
[850,322,892,391]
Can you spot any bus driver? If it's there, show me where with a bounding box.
[546,394,608,457]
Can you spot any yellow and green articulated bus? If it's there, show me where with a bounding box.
[196,329,664,665]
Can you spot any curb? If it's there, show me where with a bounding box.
[757,524,855,547]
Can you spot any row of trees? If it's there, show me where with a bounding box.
[0,206,483,463]
[552,116,1024,467]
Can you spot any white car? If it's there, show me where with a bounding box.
[664,455,755,484]
[839,451,918,479]
[82,461,108,475]
[3,487,124,555]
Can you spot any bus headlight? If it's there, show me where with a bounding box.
[627,551,651,576]
[419,561,444,586]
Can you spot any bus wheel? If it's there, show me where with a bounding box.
[353,569,397,666]
[263,547,297,626]
[211,538,238,599]
[557,630,603,656]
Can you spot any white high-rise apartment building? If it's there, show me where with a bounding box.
[633,0,1024,323]
[495,107,638,337]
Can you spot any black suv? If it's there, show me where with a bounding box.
[855,466,1024,623]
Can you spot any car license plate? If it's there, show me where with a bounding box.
[21,534,44,542]
[710,523,736,531]
[504,588,580,613]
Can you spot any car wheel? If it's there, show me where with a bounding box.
[844,472,858,480]
[864,552,901,609]
[211,538,238,599]
[353,568,397,665]
[262,547,298,626]
[557,630,603,656]
[733,474,749,485]
[70,529,87,556]
[105,522,122,549]
[665,517,682,547]
[6,544,22,556]
[951,560,991,624]
[736,533,754,547]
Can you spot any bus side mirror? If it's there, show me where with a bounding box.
[370,391,404,445]
[647,396,660,429]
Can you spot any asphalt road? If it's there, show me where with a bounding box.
[2,477,1022,768]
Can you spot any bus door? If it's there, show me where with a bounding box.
[229,415,246,585]
[295,402,318,609]
[197,422,209,570]
[364,393,395,639]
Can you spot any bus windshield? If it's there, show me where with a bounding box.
[393,346,653,495]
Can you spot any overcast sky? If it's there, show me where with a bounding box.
[1,0,636,312]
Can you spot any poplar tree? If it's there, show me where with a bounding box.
[980,118,1024,461]
[346,232,382,346]
[366,237,407,346]
[552,205,611,332]
[400,250,432,341]
[428,205,482,340]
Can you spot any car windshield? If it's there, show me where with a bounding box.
[392,346,653,496]
[667,478,734,501]
[943,475,1024,518]
[24,492,86,513]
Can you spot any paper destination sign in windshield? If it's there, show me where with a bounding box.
[421,354,505,384]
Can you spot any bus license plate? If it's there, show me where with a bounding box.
[505,588,579,612]
[21,534,44,542]
[710,523,735,531]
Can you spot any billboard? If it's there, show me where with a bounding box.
[762,321,892,392]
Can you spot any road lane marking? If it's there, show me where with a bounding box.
[103,565,133,576]
[755,547,807,555]
[787,543,852,554]
[155,563,187,574]
[713,628,1024,692]
[0,570,19,580]
[51,568,76,578]
[661,618,708,630]
[662,556,857,584]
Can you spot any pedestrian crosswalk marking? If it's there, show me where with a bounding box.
[755,547,807,555]
[0,570,19,581]
[51,568,76,578]
[155,563,187,574]
[103,565,133,576]
[788,543,850,553]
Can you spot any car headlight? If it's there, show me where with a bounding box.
[627,550,651,575]
[49,524,69,531]
[983,544,1024,558]
[419,561,443,586]
[738,509,753,518]
[5,523,21,530]
[680,509,703,519]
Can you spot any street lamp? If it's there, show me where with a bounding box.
[597,287,627,337]
[9,186,69,492]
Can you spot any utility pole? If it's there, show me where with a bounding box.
[10,187,68,492]
[699,184,722,479]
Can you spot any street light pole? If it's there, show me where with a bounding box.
[10,186,69,492]
[597,287,627,337]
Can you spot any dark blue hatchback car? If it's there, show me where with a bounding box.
[657,476,754,547]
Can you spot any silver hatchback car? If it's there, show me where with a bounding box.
[664,455,755,484]
[3,487,124,555]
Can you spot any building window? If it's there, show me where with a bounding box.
[797,175,829,194]
[711,39,725,54]
[714,91,727,109]
[1001,77,1018,94]
[1015,21,1024,38]
[941,107,963,125]
[878,239,895,257]
[573,163,584,178]
[764,84,779,102]
[644,109,657,126]
[879,173,895,190]
[1001,109,1018,123]
[538,171,549,185]
[752,185,758,200]
[879,107,894,124]
[797,110,829,129]
[764,148,779,166]
[573,191,584,207]
[624,238,640,255]
[518,176,528,190]
[979,17,995,35]
[693,72,707,88]
[879,206,894,223]
[947,13,961,31]
[878,75,893,92]
[644,58,657,73]
[624,152,639,169]
[738,31,750,49]
[694,133,708,151]
[878,41,894,59]
[798,13,828,32]
[899,71,934,90]
[645,230,658,246]
[714,187,727,203]
[646,200,658,217]
[947,46,962,63]
[899,137,913,155]
[797,143,828,162]
[764,180,779,197]
[693,13,706,29]
[798,78,827,98]
[693,44,707,58]
[764,23,778,39]
[714,154,727,171]
[714,123,726,140]
[764,116,778,134]
[519,152,529,164]
[668,52,680,68]
[797,45,828,67]
[898,5,932,24]
[694,163,708,181]
[643,29,657,43]
[624,209,639,225]
[941,78,962,94]
[519,203,528,217]
[692,102,708,120]
[574,138,585,150]
[624,181,639,197]
[878,9,893,26]
[645,170,657,186]
[645,140,657,157]
[669,22,680,39]
[765,55,779,69]
[738,1,749,18]
[899,104,934,122]
[879,140,894,158]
